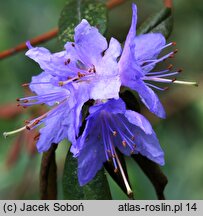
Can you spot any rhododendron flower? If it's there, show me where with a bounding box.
[119,4,197,118]
[4,19,121,154]
[76,99,164,186]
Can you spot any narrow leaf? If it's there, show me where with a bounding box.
[83,168,112,199]
[132,154,168,200]
[63,149,85,200]
[58,0,107,46]
[137,7,173,39]
[40,144,58,200]
[63,149,112,200]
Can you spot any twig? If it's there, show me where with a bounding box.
[0,28,58,60]
[0,0,127,60]
[164,0,173,8]
[106,0,126,9]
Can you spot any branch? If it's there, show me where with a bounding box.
[106,0,126,9]
[0,28,58,60]
[0,0,127,60]
[164,0,173,8]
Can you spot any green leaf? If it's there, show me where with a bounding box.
[58,0,107,46]
[137,7,173,39]
[132,154,168,200]
[63,149,112,200]
[63,149,85,200]
[83,169,112,199]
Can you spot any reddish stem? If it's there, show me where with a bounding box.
[106,0,126,9]
[0,0,127,60]
[164,0,173,8]
[0,28,58,60]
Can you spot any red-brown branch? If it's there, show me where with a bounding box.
[0,28,58,60]
[0,0,127,60]
[106,0,126,9]
[164,0,173,8]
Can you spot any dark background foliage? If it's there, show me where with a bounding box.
[0,0,202,199]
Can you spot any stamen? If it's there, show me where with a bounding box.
[173,80,198,86]
[3,126,26,138]
[145,76,198,87]
[146,83,167,91]
[148,71,179,78]
[58,76,78,86]
[114,151,133,198]
[142,51,174,69]
[147,69,170,76]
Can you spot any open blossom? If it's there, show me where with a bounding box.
[76,98,164,186]
[119,4,197,118]
[5,19,121,153]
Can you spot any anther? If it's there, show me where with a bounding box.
[178,68,183,73]
[34,133,40,141]
[172,42,177,46]
[77,72,85,78]
[24,120,30,124]
[174,49,178,54]
[164,86,169,91]
[131,136,135,141]
[26,125,31,130]
[22,83,29,87]
[172,78,177,82]
[113,131,117,136]
[33,120,40,126]
[167,64,173,70]
[58,81,64,86]
[23,99,29,103]
[16,98,20,102]
[169,54,175,58]
[130,150,135,155]
[64,59,71,65]
[114,168,118,173]
[122,140,127,147]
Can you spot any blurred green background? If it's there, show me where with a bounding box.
[0,0,202,199]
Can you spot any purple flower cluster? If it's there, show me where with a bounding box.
[4,4,195,186]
